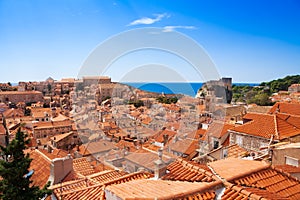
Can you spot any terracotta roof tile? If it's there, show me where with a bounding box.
[232,167,300,200]
[51,171,152,200]
[38,149,64,160]
[208,158,270,181]
[169,138,198,156]
[269,102,300,116]
[231,112,300,140]
[76,140,116,156]
[0,91,42,95]
[3,108,24,118]
[105,179,216,200]
[87,170,127,184]
[125,152,173,171]
[231,113,276,139]
[28,149,51,189]
[275,164,300,174]
[33,119,73,129]
[73,157,96,176]
[50,132,74,142]
[206,121,234,139]
[153,129,177,143]
[162,158,216,182]
[222,183,287,200]
[226,144,249,158]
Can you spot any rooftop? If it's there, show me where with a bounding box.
[231,112,300,140]
[208,158,270,181]
[269,102,300,116]
[206,121,234,139]
[28,149,51,189]
[162,158,216,182]
[105,179,216,200]
[76,140,116,156]
[73,157,96,176]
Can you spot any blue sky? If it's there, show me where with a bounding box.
[0,0,300,83]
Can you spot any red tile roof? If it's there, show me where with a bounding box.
[232,113,276,139]
[275,164,300,174]
[0,91,42,95]
[233,167,300,200]
[37,149,65,160]
[76,140,116,156]
[208,158,270,181]
[162,158,216,182]
[33,120,73,129]
[153,129,177,143]
[105,179,217,200]
[169,138,198,156]
[231,112,300,140]
[209,158,300,199]
[269,102,300,116]
[87,170,127,185]
[3,108,24,118]
[206,121,234,139]
[222,182,287,200]
[226,144,249,158]
[28,149,51,189]
[125,152,173,171]
[73,157,96,176]
[51,171,152,200]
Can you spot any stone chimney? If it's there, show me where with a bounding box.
[49,154,73,184]
[154,148,167,179]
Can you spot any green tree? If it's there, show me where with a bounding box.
[0,129,51,200]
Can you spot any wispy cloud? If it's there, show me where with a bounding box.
[128,13,169,26]
[163,26,196,32]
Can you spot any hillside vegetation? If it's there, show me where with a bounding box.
[232,75,300,105]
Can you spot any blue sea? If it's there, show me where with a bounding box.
[124,82,259,97]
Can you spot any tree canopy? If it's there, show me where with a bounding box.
[156,96,178,104]
[0,128,51,200]
[260,75,300,93]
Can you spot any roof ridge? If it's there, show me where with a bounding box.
[35,149,52,163]
[86,170,115,178]
[274,115,279,139]
[53,171,142,197]
[224,162,271,182]
[276,113,300,129]
[57,182,104,196]
[103,171,152,186]
[49,178,87,190]
[271,165,300,183]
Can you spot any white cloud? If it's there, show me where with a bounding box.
[163,26,196,32]
[128,13,168,26]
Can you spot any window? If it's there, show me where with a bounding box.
[223,148,228,158]
[213,140,219,149]
[285,156,299,167]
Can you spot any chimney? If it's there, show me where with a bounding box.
[154,148,167,179]
[49,154,73,184]
[163,134,169,145]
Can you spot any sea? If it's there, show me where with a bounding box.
[124,82,259,97]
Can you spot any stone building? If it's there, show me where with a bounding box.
[228,112,300,156]
[32,120,73,139]
[0,91,43,104]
